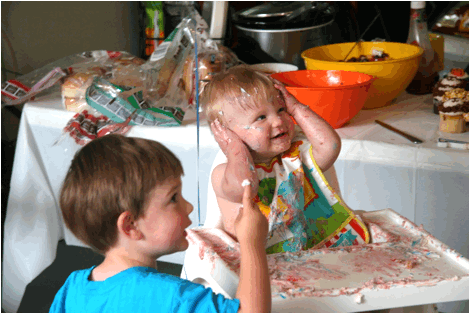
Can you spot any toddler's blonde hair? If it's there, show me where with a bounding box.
[201,65,279,125]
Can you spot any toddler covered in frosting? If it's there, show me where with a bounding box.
[201,65,369,253]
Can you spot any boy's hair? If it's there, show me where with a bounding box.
[202,65,279,125]
[60,134,184,254]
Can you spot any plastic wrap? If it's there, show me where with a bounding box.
[143,9,240,110]
[1,51,143,108]
[86,77,184,126]
[3,8,240,147]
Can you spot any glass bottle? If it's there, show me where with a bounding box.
[406,1,438,95]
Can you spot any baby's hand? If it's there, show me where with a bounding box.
[234,184,269,248]
[210,118,247,156]
[272,79,306,116]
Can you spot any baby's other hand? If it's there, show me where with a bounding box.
[211,118,246,156]
[272,79,306,116]
[234,184,268,248]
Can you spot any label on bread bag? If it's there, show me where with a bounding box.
[149,9,209,63]
[85,77,184,126]
[150,27,178,62]
[63,110,110,146]
[1,80,30,101]
[106,51,122,59]
[80,50,122,62]
[1,67,67,106]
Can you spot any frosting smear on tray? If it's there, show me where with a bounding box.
[186,209,469,300]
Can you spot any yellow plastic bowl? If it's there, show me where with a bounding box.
[302,42,423,109]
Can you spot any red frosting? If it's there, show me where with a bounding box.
[450,68,466,78]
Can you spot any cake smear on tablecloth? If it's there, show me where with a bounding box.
[186,209,469,300]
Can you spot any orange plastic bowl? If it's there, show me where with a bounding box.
[271,70,376,128]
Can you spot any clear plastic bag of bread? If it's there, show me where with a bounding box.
[2,63,67,107]
[141,13,202,109]
[61,51,146,113]
[182,44,240,108]
[141,8,239,113]
[1,50,146,112]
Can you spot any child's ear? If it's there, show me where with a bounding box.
[117,211,143,240]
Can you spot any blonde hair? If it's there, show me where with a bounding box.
[60,134,183,254]
[201,65,279,125]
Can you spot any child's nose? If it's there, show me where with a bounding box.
[185,199,194,214]
[272,114,283,127]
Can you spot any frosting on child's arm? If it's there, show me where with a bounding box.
[290,105,341,172]
[223,153,258,203]
[210,120,258,203]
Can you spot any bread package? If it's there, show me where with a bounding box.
[108,56,146,88]
[182,50,226,101]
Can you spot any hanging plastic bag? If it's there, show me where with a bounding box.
[142,8,240,113]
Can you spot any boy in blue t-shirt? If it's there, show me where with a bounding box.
[50,134,270,313]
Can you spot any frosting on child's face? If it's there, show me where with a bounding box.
[223,94,295,163]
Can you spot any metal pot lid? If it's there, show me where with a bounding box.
[238,2,310,19]
[233,1,334,30]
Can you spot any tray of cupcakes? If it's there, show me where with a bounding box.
[433,68,469,134]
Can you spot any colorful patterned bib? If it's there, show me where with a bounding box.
[254,133,370,254]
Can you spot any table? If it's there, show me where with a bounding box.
[2,89,468,312]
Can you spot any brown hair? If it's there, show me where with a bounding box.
[201,65,279,125]
[60,134,184,254]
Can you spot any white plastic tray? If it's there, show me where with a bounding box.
[184,209,469,312]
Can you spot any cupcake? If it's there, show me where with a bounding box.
[433,68,468,114]
[438,88,469,133]
[446,68,469,88]
[433,68,469,114]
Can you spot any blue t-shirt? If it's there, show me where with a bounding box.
[49,266,240,313]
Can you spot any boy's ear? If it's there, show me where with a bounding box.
[117,211,143,240]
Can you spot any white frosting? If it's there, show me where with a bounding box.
[441,111,465,116]
[443,98,464,108]
[241,179,251,187]
[440,98,467,115]
[440,78,461,86]
[187,209,467,302]
[438,86,455,92]
[372,49,384,57]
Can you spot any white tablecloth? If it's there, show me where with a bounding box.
[3,90,468,312]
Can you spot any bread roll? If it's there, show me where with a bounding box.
[182,51,226,99]
[62,72,96,99]
[64,97,91,113]
[199,52,225,82]
[108,72,144,88]
[182,57,195,100]
[114,56,146,66]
